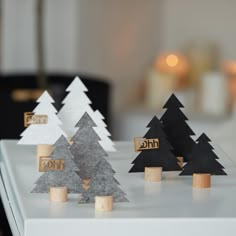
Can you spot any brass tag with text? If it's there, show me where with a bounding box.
[134,137,159,152]
[39,157,65,172]
[24,112,48,127]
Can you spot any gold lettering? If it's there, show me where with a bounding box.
[134,138,159,152]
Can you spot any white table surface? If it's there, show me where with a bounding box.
[1,140,236,236]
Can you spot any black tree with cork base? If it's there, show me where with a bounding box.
[180,133,227,176]
[160,94,195,162]
[180,133,226,188]
[129,116,181,177]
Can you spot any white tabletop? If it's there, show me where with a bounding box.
[1,140,236,236]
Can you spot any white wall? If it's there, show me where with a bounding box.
[160,0,236,60]
[1,0,162,111]
[2,0,79,72]
[78,0,162,110]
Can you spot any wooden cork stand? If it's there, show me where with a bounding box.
[193,173,211,188]
[37,144,53,167]
[95,196,113,212]
[50,187,68,202]
[144,167,162,182]
[37,144,53,158]
[177,157,184,168]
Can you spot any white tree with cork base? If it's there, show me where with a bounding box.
[58,76,116,152]
[18,91,66,157]
[32,135,83,193]
[70,112,127,203]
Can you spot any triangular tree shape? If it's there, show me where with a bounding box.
[70,112,108,180]
[160,93,195,161]
[32,136,83,193]
[129,116,181,172]
[179,133,227,176]
[58,76,116,152]
[18,91,66,145]
[79,158,128,203]
[70,112,127,203]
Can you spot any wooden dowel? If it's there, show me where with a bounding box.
[144,167,162,182]
[37,144,53,158]
[50,187,68,202]
[95,196,113,212]
[193,173,211,188]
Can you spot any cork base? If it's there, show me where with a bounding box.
[95,196,113,212]
[144,167,162,182]
[67,137,74,145]
[193,173,211,188]
[49,187,68,202]
[37,144,53,169]
[37,144,53,158]
[177,157,184,168]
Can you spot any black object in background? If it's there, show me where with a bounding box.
[0,73,111,236]
[0,74,111,139]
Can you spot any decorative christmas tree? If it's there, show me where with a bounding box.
[160,94,195,161]
[32,135,83,193]
[129,116,181,172]
[70,112,108,180]
[58,76,116,152]
[79,158,128,203]
[179,133,227,176]
[18,91,66,145]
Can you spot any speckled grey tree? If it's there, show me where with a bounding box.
[32,135,83,193]
[70,112,128,203]
[70,112,108,179]
[79,158,128,203]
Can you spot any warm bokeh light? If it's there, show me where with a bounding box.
[222,61,236,75]
[166,54,179,67]
[155,53,189,77]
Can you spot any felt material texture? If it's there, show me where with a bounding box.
[32,136,83,193]
[58,76,116,152]
[18,91,66,145]
[160,93,195,161]
[129,116,181,173]
[79,158,128,203]
[70,113,107,179]
[71,112,127,203]
[180,133,227,176]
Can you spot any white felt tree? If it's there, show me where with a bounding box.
[58,76,116,152]
[18,91,66,145]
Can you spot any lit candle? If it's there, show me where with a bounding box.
[146,53,189,110]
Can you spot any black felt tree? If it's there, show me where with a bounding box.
[70,112,108,180]
[129,116,181,172]
[179,133,227,175]
[160,94,195,161]
[32,135,83,193]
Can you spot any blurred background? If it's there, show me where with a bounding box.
[1,0,236,235]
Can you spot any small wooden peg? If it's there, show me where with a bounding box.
[193,173,211,188]
[177,157,184,168]
[50,187,68,202]
[95,196,113,212]
[67,137,74,145]
[37,144,53,158]
[144,167,162,182]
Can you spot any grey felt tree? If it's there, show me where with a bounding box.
[32,135,83,193]
[70,112,128,203]
[79,158,128,203]
[70,112,108,180]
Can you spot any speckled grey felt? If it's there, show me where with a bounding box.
[32,135,83,193]
[70,113,108,179]
[79,158,128,203]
